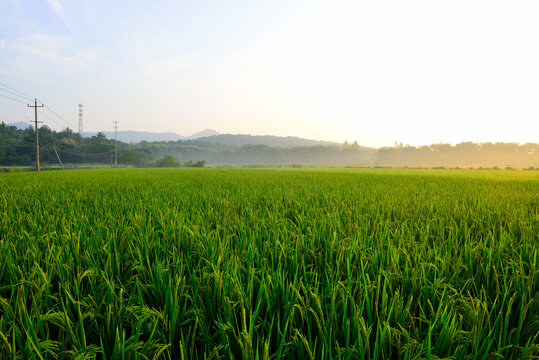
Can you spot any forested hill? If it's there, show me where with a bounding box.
[188,134,339,149]
[1,122,538,168]
[81,129,219,143]
[79,132,340,149]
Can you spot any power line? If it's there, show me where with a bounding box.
[0,144,36,150]
[0,81,76,130]
[0,94,75,131]
[44,105,76,129]
[0,86,34,102]
[0,142,111,157]
[38,109,65,129]
[55,147,111,157]
[56,144,111,155]
[0,92,27,105]
[44,105,69,123]
[0,81,36,101]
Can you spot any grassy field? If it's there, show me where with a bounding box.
[0,164,116,173]
[0,168,538,359]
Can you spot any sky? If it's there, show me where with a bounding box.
[0,0,538,147]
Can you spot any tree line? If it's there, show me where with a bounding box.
[1,123,537,168]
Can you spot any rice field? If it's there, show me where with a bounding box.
[0,168,538,359]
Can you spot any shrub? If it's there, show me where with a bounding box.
[156,155,180,167]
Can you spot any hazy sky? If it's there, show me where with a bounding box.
[0,0,538,147]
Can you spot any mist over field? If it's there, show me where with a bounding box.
[1,122,538,169]
[144,140,539,168]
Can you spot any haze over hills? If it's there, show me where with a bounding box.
[2,121,538,167]
[82,130,343,148]
[191,134,341,149]
[5,123,219,142]
[80,130,344,148]
[82,129,219,143]
[6,122,31,130]
[6,122,342,148]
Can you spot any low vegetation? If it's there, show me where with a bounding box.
[0,168,538,359]
[155,156,206,168]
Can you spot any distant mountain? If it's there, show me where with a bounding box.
[188,129,219,139]
[193,134,339,148]
[6,122,31,130]
[82,129,219,143]
[83,131,184,143]
[4,122,355,149]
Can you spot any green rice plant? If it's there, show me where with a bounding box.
[0,168,537,359]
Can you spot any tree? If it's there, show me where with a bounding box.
[90,132,108,145]
[156,155,180,167]
[189,160,206,168]
[120,149,154,166]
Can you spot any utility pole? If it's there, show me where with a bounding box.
[52,145,64,170]
[78,104,83,134]
[28,99,44,171]
[114,121,118,167]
